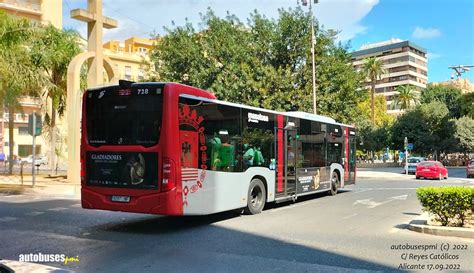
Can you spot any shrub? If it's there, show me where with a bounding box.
[416,187,474,227]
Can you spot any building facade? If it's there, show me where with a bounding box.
[103,37,155,82]
[0,0,62,28]
[0,0,61,158]
[351,38,428,114]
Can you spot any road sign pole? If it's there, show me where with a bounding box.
[32,112,36,188]
[404,137,408,175]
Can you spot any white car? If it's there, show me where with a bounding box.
[22,155,48,166]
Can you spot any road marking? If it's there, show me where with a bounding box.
[25,211,44,216]
[47,207,68,211]
[355,188,416,190]
[0,217,18,222]
[353,194,408,209]
[70,204,81,208]
[342,213,358,219]
[353,189,371,194]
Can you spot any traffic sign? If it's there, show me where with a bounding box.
[407,143,413,150]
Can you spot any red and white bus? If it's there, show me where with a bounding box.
[81,81,356,215]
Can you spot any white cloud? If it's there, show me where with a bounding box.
[412,27,441,39]
[426,53,442,60]
[63,0,379,42]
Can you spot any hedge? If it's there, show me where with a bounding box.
[416,187,474,227]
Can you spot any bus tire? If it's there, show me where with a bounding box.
[244,178,266,215]
[329,172,339,196]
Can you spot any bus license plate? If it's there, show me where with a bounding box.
[111,195,130,203]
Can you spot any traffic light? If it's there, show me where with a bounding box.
[28,113,42,136]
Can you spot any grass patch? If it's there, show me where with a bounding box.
[0,184,31,195]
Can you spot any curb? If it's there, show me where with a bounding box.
[407,213,474,239]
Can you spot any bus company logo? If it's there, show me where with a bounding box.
[91,154,122,161]
[248,112,269,123]
[19,253,79,265]
[98,90,106,99]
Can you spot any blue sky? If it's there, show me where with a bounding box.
[63,0,474,83]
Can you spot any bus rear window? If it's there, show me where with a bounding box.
[86,85,163,147]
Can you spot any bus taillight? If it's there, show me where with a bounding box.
[80,156,85,183]
[162,157,176,191]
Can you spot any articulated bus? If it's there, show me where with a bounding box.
[81,81,356,215]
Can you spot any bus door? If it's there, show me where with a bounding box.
[347,135,356,184]
[283,129,297,197]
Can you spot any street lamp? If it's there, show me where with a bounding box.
[299,0,318,114]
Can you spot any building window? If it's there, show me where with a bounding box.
[124,66,132,80]
[18,127,29,135]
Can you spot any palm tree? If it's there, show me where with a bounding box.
[362,57,385,125]
[31,25,81,175]
[392,85,418,110]
[0,11,44,174]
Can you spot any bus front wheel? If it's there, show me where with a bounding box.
[244,178,266,215]
[329,172,339,196]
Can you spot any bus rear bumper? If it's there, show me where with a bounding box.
[81,187,183,215]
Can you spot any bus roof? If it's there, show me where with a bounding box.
[86,82,353,128]
[180,94,352,127]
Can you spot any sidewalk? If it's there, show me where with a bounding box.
[408,213,474,239]
[0,175,80,199]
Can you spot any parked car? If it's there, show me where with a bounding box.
[22,155,48,166]
[404,157,425,174]
[416,161,448,180]
[467,159,474,178]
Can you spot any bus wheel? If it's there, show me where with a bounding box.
[244,178,266,215]
[329,172,339,196]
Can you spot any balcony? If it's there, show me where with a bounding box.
[0,0,41,15]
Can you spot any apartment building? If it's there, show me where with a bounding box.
[351,38,428,114]
[103,37,156,82]
[0,0,61,28]
[0,0,61,157]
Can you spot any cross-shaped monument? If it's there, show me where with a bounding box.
[66,0,118,183]
[71,0,117,85]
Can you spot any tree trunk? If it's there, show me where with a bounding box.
[371,81,375,125]
[8,106,14,174]
[49,108,56,176]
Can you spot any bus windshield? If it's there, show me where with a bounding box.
[86,86,163,147]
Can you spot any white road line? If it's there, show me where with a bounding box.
[47,207,69,211]
[356,188,417,190]
[69,204,81,208]
[25,211,45,216]
[0,217,18,222]
[353,189,372,194]
[342,213,358,219]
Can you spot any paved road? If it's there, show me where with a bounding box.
[0,168,473,272]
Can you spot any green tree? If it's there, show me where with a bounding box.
[0,11,44,173]
[150,8,364,124]
[31,25,81,175]
[421,84,463,118]
[362,57,384,125]
[460,92,474,118]
[391,101,454,157]
[454,116,474,153]
[356,94,394,127]
[392,85,418,110]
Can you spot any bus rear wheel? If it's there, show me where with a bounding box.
[244,178,266,215]
[329,172,339,196]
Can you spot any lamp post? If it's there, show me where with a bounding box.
[300,0,318,114]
